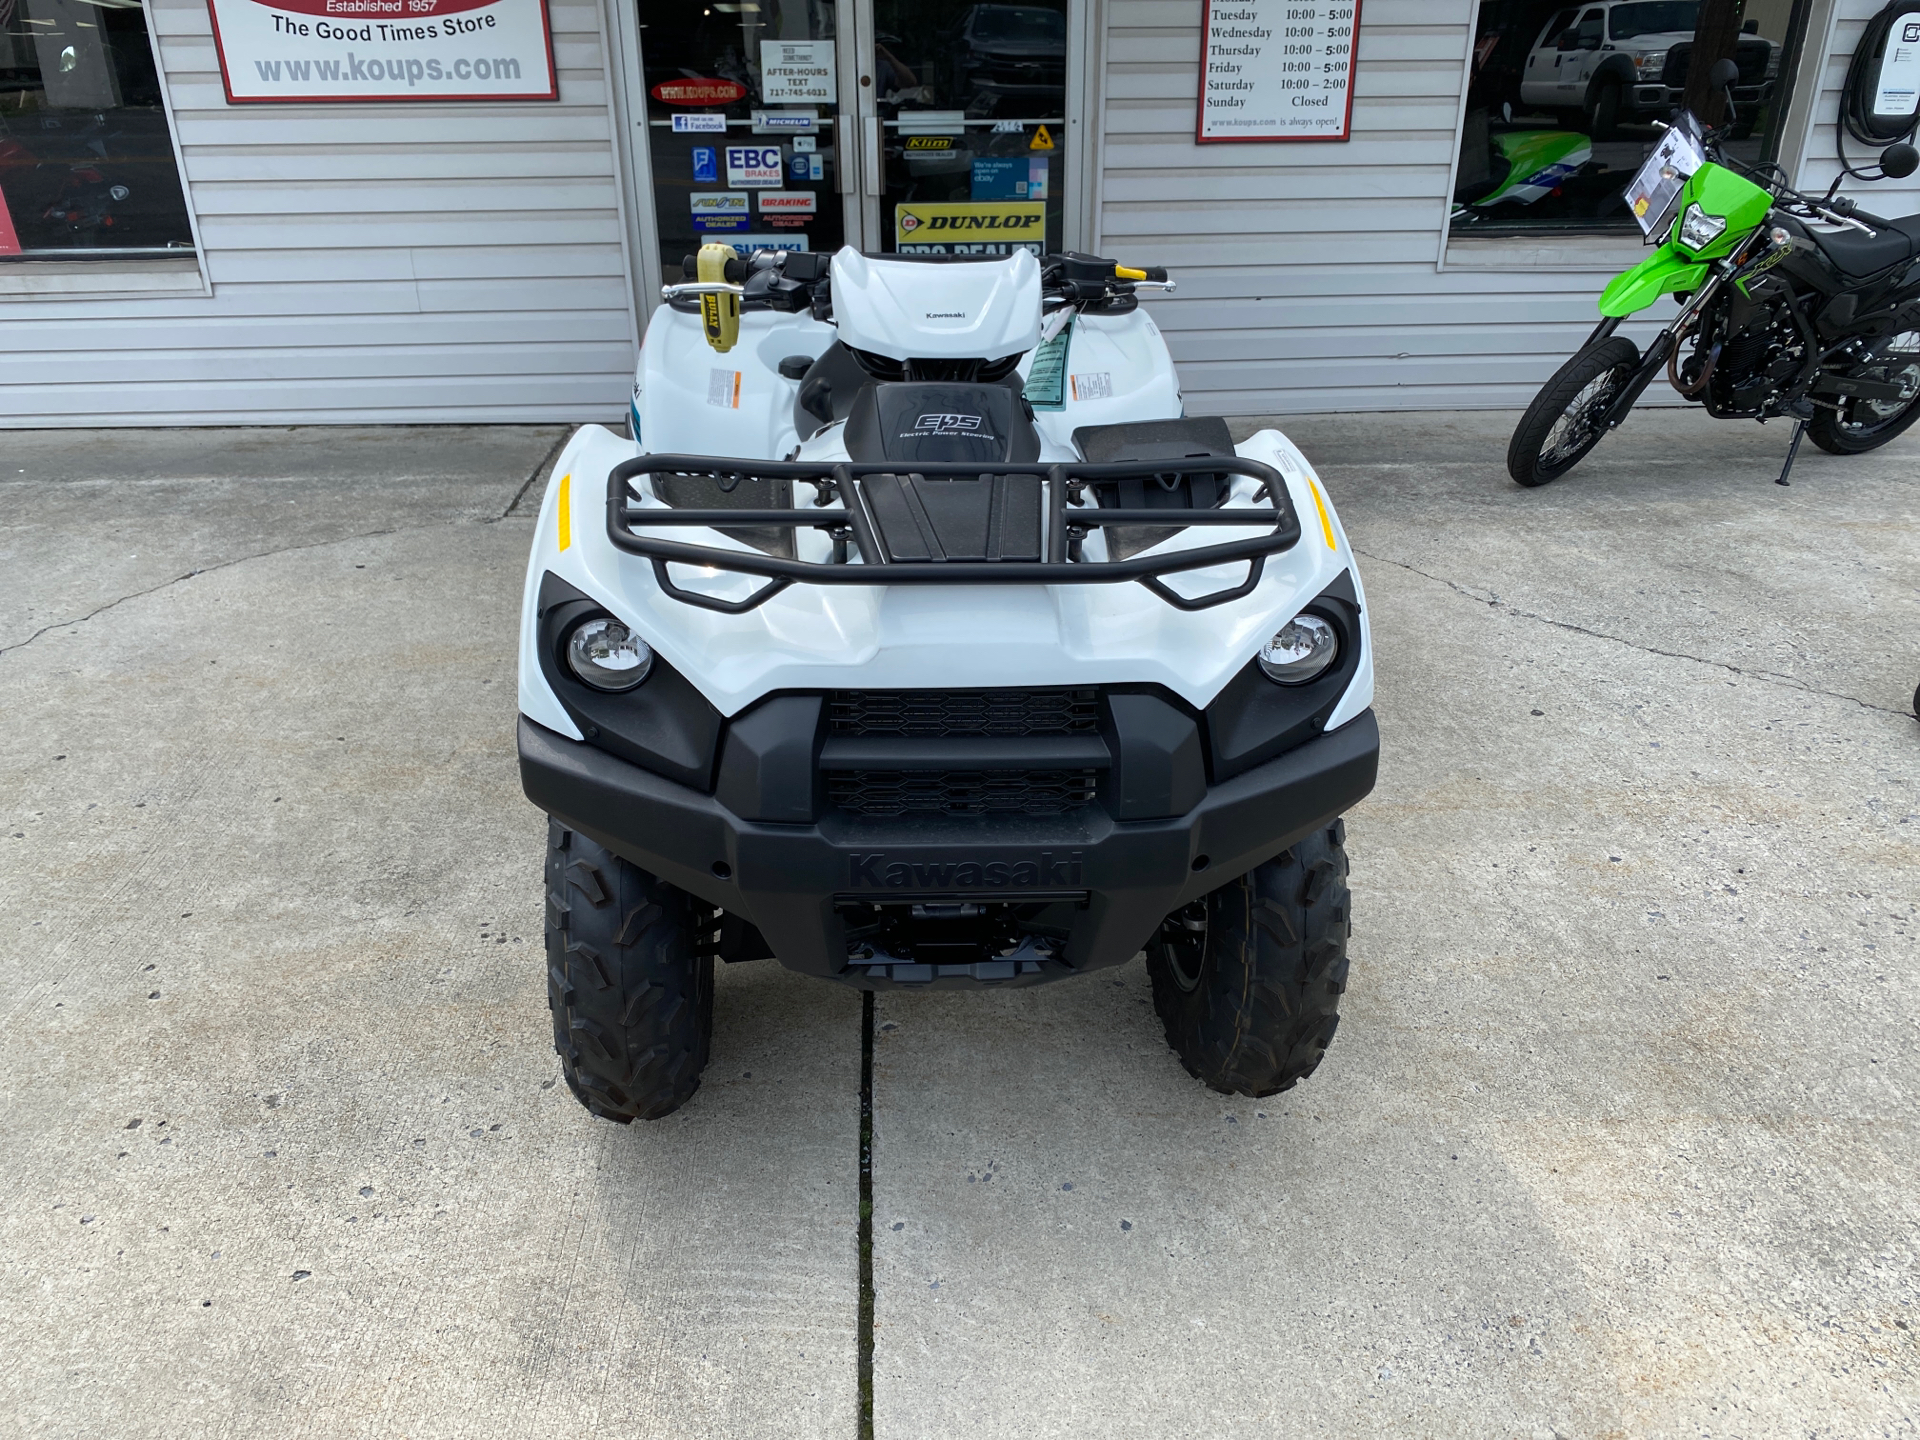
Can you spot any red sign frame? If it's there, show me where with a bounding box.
[1194,0,1361,145]
[204,0,559,104]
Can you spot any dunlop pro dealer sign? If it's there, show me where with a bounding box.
[895,201,1045,255]
[206,0,558,102]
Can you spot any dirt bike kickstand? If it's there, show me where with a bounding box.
[1776,419,1807,486]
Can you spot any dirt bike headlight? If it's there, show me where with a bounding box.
[566,616,653,691]
[1257,614,1339,685]
[1677,203,1728,252]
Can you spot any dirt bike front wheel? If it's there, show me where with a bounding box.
[1507,337,1641,487]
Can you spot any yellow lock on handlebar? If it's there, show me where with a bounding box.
[1114,265,1148,281]
[697,242,740,354]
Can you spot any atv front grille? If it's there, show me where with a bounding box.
[827,768,1098,817]
[829,688,1099,739]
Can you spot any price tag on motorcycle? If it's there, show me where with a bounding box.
[1624,114,1706,240]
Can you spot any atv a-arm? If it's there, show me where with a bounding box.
[605,455,1303,615]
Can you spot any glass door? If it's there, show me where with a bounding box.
[634,0,851,269]
[854,0,1069,256]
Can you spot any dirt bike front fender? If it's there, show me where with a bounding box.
[1599,243,1709,318]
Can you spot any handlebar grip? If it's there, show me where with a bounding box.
[1141,266,1168,283]
[1851,207,1892,227]
[683,253,749,282]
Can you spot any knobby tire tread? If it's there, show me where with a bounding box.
[545,819,713,1122]
[1507,337,1640,487]
[1146,822,1352,1098]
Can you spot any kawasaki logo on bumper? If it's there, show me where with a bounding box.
[848,852,1084,888]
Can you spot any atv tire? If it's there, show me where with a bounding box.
[1145,822,1351,1098]
[544,820,713,1121]
[1507,336,1640,486]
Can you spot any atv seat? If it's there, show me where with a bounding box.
[1807,213,1920,277]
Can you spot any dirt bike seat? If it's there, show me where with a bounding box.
[1806,215,1920,277]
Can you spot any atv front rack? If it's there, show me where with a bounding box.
[605,455,1301,615]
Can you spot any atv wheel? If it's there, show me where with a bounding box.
[544,820,713,1121]
[1808,362,1920,454]
[1145,822,1351,1098]
[1507,336,1640,486]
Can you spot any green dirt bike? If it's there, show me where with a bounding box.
[1508,63,1920,488]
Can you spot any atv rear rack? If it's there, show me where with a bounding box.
[605,454,1301,614]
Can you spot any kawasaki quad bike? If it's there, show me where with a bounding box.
[1508,75,1920,488]
[518,244,1379,1121]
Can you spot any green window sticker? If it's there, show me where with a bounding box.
[1025,319,1071,410]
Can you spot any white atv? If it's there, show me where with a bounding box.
[517,243,1379,1121]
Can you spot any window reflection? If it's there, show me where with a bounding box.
[0,0,195,257]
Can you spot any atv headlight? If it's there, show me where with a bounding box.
[1677,202,1729,252]
[1257,614,1338,686]
[566,616,653,691]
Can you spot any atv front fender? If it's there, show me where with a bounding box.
[1599,243,1707,318]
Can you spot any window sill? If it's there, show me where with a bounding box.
[1443,233,1653,272]
[0,257,207,300]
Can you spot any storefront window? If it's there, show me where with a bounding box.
[1454,0,1809,236]
[0,0,195,258]
[870,0,1068,257]
[638,0,847,272]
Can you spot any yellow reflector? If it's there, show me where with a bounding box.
[558,473,571,551]
[1308,479,1336,551]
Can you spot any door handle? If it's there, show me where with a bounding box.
[864,115,881,196]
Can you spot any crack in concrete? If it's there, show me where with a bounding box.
[1353,546,1914,719]
[494,429,573,523]
[2,432,565,658]
[0,524,430,659]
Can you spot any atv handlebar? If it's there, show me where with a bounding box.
[665,249,1176,324]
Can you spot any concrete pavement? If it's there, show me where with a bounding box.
[1,411,1914,1437]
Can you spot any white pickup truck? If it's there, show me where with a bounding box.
[1518,1,1776,137]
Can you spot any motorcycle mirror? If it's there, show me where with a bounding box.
[1709,57,1740,92]
[1882,142,1919,179]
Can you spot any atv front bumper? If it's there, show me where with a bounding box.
[519,709,1378,988]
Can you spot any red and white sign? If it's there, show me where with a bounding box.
[1196,0,1360,143]
[205,0,557,103]
[757,191,816,215]
[651,78,746,106]
[0,182,21,255]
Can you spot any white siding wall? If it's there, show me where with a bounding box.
[1101,0,1913,416]
[0,0,638,426]
[1794,0,1920,207]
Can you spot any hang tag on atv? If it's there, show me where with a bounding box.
[1025,317,1071,410]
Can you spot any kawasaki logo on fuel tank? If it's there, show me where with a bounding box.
[848,852,1084,888]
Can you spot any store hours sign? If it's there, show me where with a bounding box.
[206,0,558,102]
[1197,0,1360,143]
